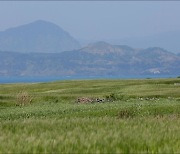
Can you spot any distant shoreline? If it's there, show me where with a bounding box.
[0,75,178,84]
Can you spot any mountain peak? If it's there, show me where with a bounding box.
[3,20,61,33]
[80,41,114,54]
[80,41,135,55]
[28,20,61,29]
[87,41,114,49]
[0,20,80,53]
[89,41,112,47]
[32,19,50,24]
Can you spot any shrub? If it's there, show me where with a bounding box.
[16,91,33,106]
[105,93,117,101]
[117,108,136,118]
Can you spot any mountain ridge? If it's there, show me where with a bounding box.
[0,42,179,76]
[103,30,180,54]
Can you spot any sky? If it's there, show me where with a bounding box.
[0,1,180,41]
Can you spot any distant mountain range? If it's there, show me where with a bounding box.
[0,20,179,77]
[0,20,80,53]
[0,41,179,76]
[102,31,180,54]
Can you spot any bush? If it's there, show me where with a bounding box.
[117,109,135,118]
[105,93,117,101]
[16,91,33,106]
[117,105,143,119]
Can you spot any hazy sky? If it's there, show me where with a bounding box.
[0,1,180,40]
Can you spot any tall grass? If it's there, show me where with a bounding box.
[0,78,179,153]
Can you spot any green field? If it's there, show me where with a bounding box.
[0,78,180,153]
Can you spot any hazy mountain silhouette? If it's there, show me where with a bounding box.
[0,41,179,76]
[0,20,80,53]
[104,31,180,54]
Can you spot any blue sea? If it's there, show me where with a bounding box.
[0,75,178,84]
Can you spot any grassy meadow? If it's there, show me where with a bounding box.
[0,78,180,153]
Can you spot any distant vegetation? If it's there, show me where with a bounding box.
[0,78,180,153]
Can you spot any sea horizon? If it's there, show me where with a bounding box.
[0,75,178,84]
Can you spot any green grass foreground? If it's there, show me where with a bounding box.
[0,78,180,153]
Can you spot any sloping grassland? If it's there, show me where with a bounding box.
[0,78,180,153]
